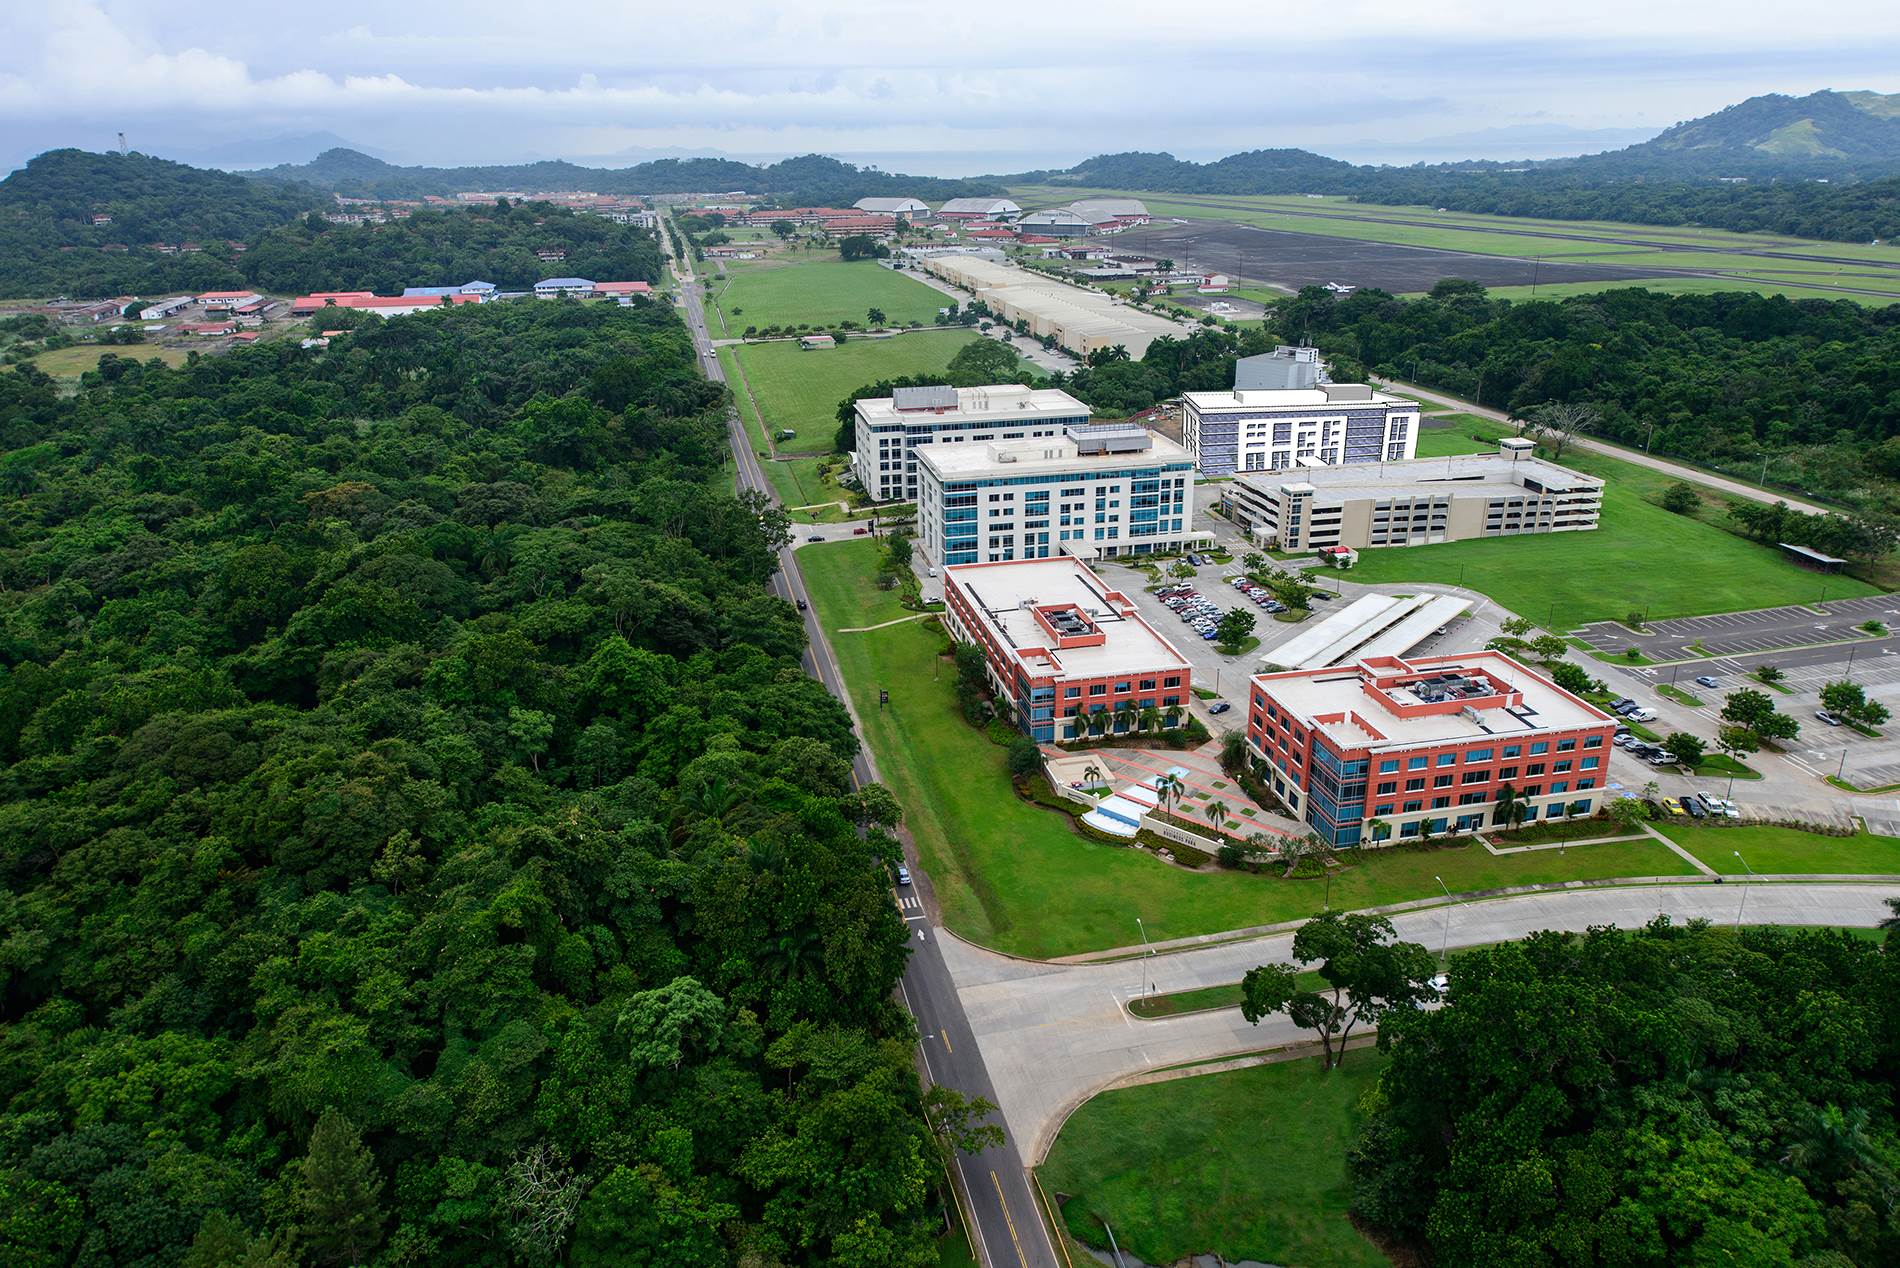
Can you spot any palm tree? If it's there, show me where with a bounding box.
[1781,1104,1895,1198]
[1082,762,1104,789]
[1140,706,1161,735]
[1155,773,1182,819]
[1069,716,1086,741]
[1367,816,1391,844]
[1164,705,1182,729]
[1203,799,1226,835]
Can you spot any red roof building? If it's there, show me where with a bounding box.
[592,281,653,297]
[290,294,482,315]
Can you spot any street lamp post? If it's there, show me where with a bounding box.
[1434,875,1455,969]
[1733,851,1757,927]
[1135,916,1154,1000]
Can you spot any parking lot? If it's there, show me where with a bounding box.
[1573,593,1900,660]
[1110,559,1332,706]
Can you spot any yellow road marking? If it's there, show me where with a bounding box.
[942,1030,953,1053]
[991,1170,1028,1266]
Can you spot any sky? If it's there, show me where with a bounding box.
[3,1,1899,175]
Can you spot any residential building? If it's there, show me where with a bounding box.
[913,253,1183,360]
[1247,651,1615,846]
[853,196,929,217]
[938,197,1022,219]
[534,277,595,298]
[850,383,1091,503]
[1181,383,1419,476]
[1234,345,1323,391]
[1223,441,1603,550]
[942,557,1194,743]
[917,424,1198,567]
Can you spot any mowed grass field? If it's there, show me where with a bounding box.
[1345,419,1878,631]
[30,343,193,376]
[729,329,987,455]
[708,255,949,334]
[1660,824,1900,876]
[1041,1053,1391,1268]
[796,538,1696,958]
[716,345,848,517]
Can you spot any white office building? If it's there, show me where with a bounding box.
[1181,383,1419,476]
[916,423,1199,567]
[850,384,1092,503]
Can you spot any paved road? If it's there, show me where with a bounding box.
[669,219,1059,1268]
[944,882,1899,1162]
[1379,378,1835,517]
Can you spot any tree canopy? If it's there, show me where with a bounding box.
[0,298,942,1264]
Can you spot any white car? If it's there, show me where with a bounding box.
[1626,707,1657,723]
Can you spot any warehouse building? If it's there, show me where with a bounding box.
[942,557,1194,743]
[914,253,1183,360]
[938,197,1022,220]
[1223,441,1604,551]
[139,296,192,321]
[853,196,930,217]
[1248,652,1615,846]
[1067,197,1150,228]
[916,423,1199,567]
[1182,382,1420,476]
[1016,208,1091,237]
[850,384,1090,502]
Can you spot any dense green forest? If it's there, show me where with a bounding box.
[1279,281,1900,511]
[255,149,1001,209]
[239,203,665,293]
[1353,919,1900,1265]
[0,150,322,296]
[0,300,945,1265]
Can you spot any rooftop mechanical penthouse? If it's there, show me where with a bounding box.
[942,557,1194,744]
[1247,652,1616,847]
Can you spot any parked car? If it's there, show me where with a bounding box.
[1264,601,1287,613]
[1610,697,1636,712]
[926,566,937,577]
[894,865,912,886]
[806,534,824,542]
[1613,734,1634,748]
[1680,797,1706,818]
[1659,798,1686,816]
[1642,798,1666,818]
[1711,798,1740,818]
[1694,675,1720,689]
[1627,707,1658,723]
[1201,629,1219,640]
[1693,791,1716,812]
[1648,751,1679,766]
[1208,701,1232,715]
[1817,709,1843,726]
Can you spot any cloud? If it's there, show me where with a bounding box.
[2,1,1898,169]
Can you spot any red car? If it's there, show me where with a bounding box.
[852,526,870,536]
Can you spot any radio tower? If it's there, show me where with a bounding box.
[117,132,128,156]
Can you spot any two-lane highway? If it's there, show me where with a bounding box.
[667,219,1061,1268]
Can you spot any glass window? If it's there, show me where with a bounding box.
[1466,748,1494,763]
[1408,756,1427,771]
[1503,745,1522,758]
[1380,759,1399,773]
[1557,738,1577,752]
[1530,741,1550,755]
[1581,756,1599,769]
[1437,753,1456,767]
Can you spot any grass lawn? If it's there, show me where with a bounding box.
[709,256,949,334]
[1690,754,1761,780]
[31,343,193,376]
[1413,426,1498,458]
[1660,824,1900,876]
[729,330,988,455]
[1657,684,1703,707]
[798,538,1700,958]
[717,345,854,518]
[1041,1053,1390,1268]
[1349,419,1876,630]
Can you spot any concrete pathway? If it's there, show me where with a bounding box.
[945,882,1900,1161]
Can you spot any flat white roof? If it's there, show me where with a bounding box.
[1256,651,1608,753]
[855,384,1089,425]
[920,430,1192,479]
[1237,450,1603,500]
[1183,385,1409,412]
[948,558,1192,681]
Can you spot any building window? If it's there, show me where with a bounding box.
[1404,778,1425,792]
[1581,756,1600,770]
[1433,774,1453,788]
[1376,781,1397,795]
[1408,756,1427,771]
[1380,760,1399,773]
[1530,741,1550,755]
[1089,684,1107,696]
[1437,753,1456,767]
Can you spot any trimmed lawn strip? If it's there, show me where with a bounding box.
[729,330,986,455]
[717,345,854,519]
[800,539,1699,959]
[1659,824,1900,876]
[1041,1053,1390,1268]
[1657,684,1703,707]
[1347,418,1874,630]
[1691,754,1761,780]
[711,256,949,331]
[32,343,193,376]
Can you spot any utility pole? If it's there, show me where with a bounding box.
[1733,851,1757,926]
[1135,916,1154,1000]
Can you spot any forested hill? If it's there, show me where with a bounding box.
[239,202,665,293]
[255,147,1006,206]
[0,301,944,1262]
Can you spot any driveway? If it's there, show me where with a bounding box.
[945,882,1900,1161]
[1066,740,1302,841]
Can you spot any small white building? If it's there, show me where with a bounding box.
[853,196,930,217]
[534,277,595,298]
[938,197,1022,220]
